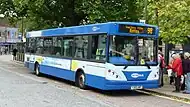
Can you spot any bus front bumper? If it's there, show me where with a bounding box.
[103,80,159,90]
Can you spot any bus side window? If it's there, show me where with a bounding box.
[73,36,88,59]
[91,35,106,61]
[36,38,43,54]
[52,37,62,56]
[43,37,52,55]
[29,38,36,54]
[62,38,73,57]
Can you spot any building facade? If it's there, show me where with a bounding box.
[0,20,21,54]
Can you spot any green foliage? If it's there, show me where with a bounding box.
[1,0,88,31]
[147,0,190,44]
[0,0,15,17]
[82,0,140,24]
[0,0,142,32]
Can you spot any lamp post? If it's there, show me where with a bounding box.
[21,17,24,42]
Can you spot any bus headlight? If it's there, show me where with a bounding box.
[107,69,121,79]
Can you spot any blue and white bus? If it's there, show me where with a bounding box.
[25,22,160,90]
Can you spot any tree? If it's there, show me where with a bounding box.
[0,0,15,17]
[1,0,142,31]
[12,0,88,30]
[147,0,190,44]
[82,0,141,24]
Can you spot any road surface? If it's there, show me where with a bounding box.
[0,55,189,107]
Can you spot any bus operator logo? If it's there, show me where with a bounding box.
[92,26,100,31]
[131,73,144,78]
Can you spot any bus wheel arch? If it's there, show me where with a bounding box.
[34,61,41,76]
[75,69,86,89]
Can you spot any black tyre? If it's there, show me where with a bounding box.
[35,63,41,76]
[76,71,86,89]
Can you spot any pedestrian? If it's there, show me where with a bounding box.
[1,47,4,55]
[0,47,1,55]
[158,50,165,87]
[4,47,7,55]
[167,54,175,85]
[12,48,18,60]
[180,53,185,91]
[171,53,183,92]
[182,52,190,94]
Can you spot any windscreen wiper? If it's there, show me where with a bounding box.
[123,64,128,69]
[145,62,151,69]
[124,62,151,69]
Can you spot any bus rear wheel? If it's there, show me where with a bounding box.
[76,71,86,89]
[35,63,41,76]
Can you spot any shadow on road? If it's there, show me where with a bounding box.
[91,89,148,97]
[32,73,149,97]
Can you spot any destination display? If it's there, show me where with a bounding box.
[118,24,156,35]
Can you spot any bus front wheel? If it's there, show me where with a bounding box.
[76,71,86,89]
[35,63,41,76]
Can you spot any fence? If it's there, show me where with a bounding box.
[16,42,25,62]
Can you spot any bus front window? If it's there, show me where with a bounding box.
[138,37,157,65]
[109,36,136,65]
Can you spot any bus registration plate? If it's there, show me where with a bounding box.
[131,86,143,90]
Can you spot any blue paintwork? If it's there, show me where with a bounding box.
[146,61,157,65]
[24,61,29,68]
[40,65,75,81]
[85,74,106,89]
[122,71,151,81]
[25,62,75,81]
[25,60,159,90]
[28,62,35,71]
[85,74,159,90]
[109,57,157,65]
[109,57,135,65]
[26,22,159,38]
[104,79,159,90]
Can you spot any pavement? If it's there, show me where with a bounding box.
[1,55,190,105]
[145,75,190,102]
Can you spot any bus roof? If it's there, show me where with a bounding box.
[26,22,158,38]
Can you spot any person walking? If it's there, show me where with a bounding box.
[158,50,165,87]
[171,54,183,92]
[12,48,18,60]
[180,53,185,91]
[182,52,190,94]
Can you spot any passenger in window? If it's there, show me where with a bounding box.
[150,55,154,62]
[110,49,133,61]
[95,48,106,60]
[56,52,60,56]
[74,37,86,58]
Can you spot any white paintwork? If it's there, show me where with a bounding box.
[147,66,159,80]
[25,54,159,81]
[24,54,71,70]
[41,57,71,70]
[28,31,42,37]
[105,63,127,81]
[72,60,106,78]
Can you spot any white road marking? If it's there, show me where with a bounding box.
[136,90,190,105]
[0,67,46,83]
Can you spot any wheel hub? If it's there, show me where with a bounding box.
[79,75,85,86]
